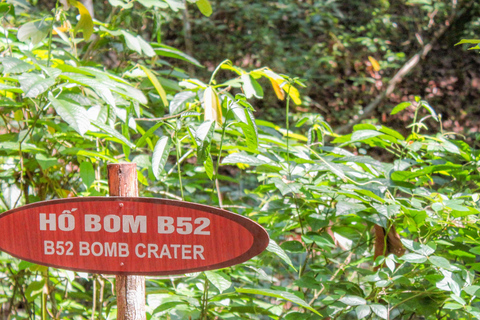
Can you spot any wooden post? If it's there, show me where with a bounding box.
[108,163,146,320]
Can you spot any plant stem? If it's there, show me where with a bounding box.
[214,122,229,208]
[201,273,210,319]
[47,1,59,67]
[41,268,48,320]
[175,130,185,200]
[285,83,291,180]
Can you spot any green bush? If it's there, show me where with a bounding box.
[1,1,480,319]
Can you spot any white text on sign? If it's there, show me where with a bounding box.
[39,212,211,235]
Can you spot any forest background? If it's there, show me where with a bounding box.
[1,0,480,319]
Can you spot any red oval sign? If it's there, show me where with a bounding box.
[0,197,269,275]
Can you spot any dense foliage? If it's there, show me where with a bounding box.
[1,0,480,319]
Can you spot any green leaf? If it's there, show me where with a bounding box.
[195,120,215,164]
[271,177,302,196]
[401,239,435,256]
[221,152,265,166]
[370,304,388,319]
[136,122,164,149]
[235,288,321,316]
[391,101,411,115]
[80,161,95,188]
[137,0,169,8]
[244,108,258,149]
[18,74,55,98]
[301,233,335,249]
[170,91,196,115]
[152,136,171,180]
[0,83,22,93]
[49,93,90,136]
[195,0,212,17]
[108,0,134,9]
[123,31,142,54]
[455,39,480,46]
[136,35,156,57]
[464,285,480,296]
[339,295,366,306]
[241,73,264,99]
[139,65,168,107]
[164,0,183,11]
[400,253,427,263]
[91,120,136,149]
[429,256,452,270]
[443,303,463,310]
[356,305,371,319]
[204,154,214,180]
[0,142,42,152]
[0,3,15,17]
[280,241,304,253]
[336,201,366,216]
[1,57,33,74]
[351,130,383,142]
[36,154,58,170]
[316,156,347,181]
[420,100,438,121]
[266,239,296,271]
[18,261,36,271]
[17,20,50,45]
[25,280,45,302]
[205,271,231,293]
[373,204,400,218]
[153,44,203,67]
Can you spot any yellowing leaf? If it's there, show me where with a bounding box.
[280,81,301,105]
[270,79,285,100]
[73,1,93,41]
[139,65,168,107]
[262,68,301,105]
[52,21,71,34]
[275,127,308,141]
[368,56,381,71]
[204,86,223,125]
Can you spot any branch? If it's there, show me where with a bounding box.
[334,1,472,135]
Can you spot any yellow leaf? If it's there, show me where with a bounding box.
[368,56,381,71]
[262,68,301,105]
[52,21,71,34]
[279,81,301,105]
[275,127,307,141]
[139,65,168,107]
[73,1,93,41]
[203,86,223,125]
[270,79,285,101]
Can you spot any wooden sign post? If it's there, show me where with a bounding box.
[108,163,145,320]
[0,163,269,319]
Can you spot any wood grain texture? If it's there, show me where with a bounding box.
[108,163,145,320]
